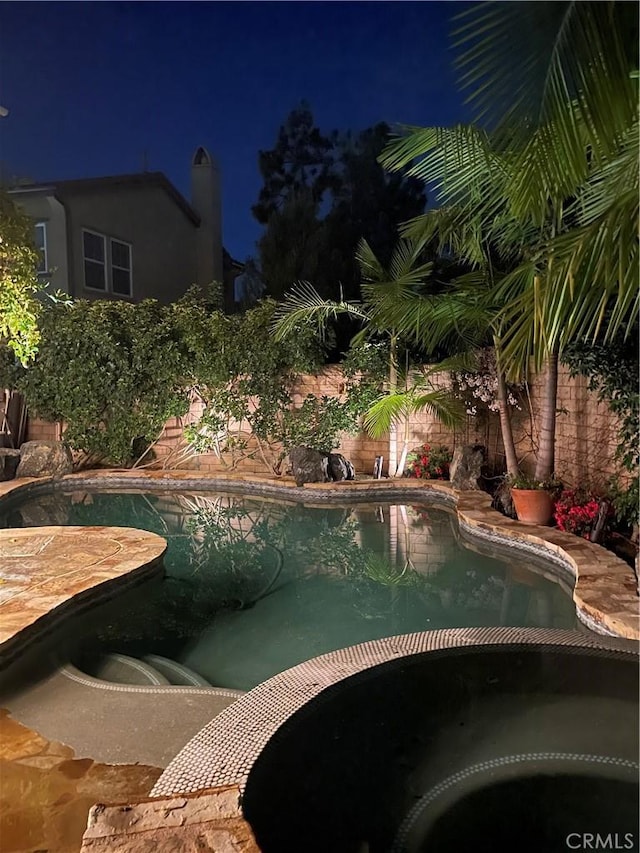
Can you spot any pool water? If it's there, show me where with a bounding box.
[1,489,577,691]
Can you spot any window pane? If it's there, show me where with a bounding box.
[112,267,131,295]
[34,223,45,251]
[111,239,130,270]
[83,231,104,262]
[34,223,47,273]
[84,259,106,290]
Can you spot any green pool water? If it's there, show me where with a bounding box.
[1,488,577,690]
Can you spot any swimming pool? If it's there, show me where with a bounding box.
[0,487,577,691]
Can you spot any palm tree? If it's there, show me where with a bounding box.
[379,0,638,480]
[273,237,463,476]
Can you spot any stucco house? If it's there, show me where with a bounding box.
[8,146,242,306]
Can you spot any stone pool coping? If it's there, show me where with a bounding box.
[0,468,637,641]
[0,521,166,668]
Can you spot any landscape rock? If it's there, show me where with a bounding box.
[0,448,20,481]
[16,440,73,480]
[327,453,355,482]
[289,447,330,487]
[492,479,516,518]
[449,444,485,490]
[289,447,356,486]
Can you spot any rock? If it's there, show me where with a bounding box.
[327,453,355,482]
[449,444,485,490]
[492,479,516,518]
[16,440,73,479]
[289,447,355,486]
[0,448,20,481]
[81,785,260,852]
[289,447,331,487]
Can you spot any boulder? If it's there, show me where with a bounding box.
[492,479,516,518]
[288,447,356,487]
[16,440,73,479]
[0,448,20,481]
[289,447,331,487]
[449,444,485,490]
[327,453,355,482]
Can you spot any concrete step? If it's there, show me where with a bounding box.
[91,653,170,686]
[142,654,212,687]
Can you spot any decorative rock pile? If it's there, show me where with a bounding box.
[288,446,355,487]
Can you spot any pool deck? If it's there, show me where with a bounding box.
[0,469,637,851]
[0,522,167,669]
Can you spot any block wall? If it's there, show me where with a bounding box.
[25,363,626,486]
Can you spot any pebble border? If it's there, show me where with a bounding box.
[150,627,637,797]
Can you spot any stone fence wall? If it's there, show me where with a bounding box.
[25,363,626,488]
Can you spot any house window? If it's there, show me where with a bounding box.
[34,222,48,273]
[82,229,133,296]
[83,230,106,291]
[110,239,132,296]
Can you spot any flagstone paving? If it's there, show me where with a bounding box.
[0,525,166,666]
[0,708,161,853]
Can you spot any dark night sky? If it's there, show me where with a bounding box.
[0,1,471,260]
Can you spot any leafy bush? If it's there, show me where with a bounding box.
[0,191,42,365]
[406,443,452,480]
[553,488,611,539]
[508,472,563,496]
[1,299,193,464]
[563,336,639,473]
[0,287,387,471]
[179,296,385,469]
[607,478,639,532]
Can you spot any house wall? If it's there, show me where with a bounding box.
[10,192,70,294]
[61,184,198,303]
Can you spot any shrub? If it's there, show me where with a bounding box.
[179,297,385,471]
[554,488,611,539]
[1,299,193,464]
[607,478,639,533]
[563,336,639,474]
[406,443,452,480]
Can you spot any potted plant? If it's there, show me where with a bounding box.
[508,472,562,526]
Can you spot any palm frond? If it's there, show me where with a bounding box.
[272,281,370,341]
[363,387,464,439]
[354,238,387,282]
[453,1,637,161]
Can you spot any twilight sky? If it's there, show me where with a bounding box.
[0,1,471,260]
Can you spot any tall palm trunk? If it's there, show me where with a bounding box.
[395,348,411,478]
[494,336,519,478]
[534,348,559,481]
[387,332,398,477]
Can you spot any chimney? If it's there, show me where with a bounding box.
[191,146,223,286]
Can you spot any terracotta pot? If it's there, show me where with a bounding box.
[510,488,554,525]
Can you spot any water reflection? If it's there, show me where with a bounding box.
[0,490,576,689]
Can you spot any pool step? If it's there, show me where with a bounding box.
[91,653,170,686]
[88,652,213,688]
[142,654,212,687]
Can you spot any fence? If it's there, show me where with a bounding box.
[25,362,626,488]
